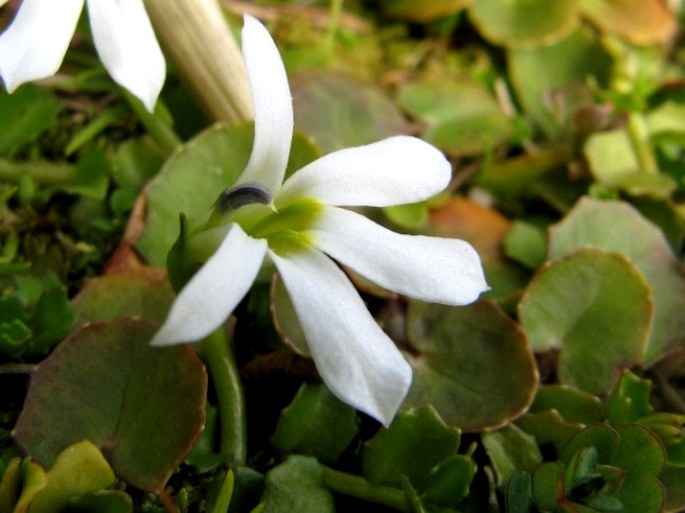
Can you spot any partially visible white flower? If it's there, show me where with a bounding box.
[0,0,164,110]
[151,15,488,426]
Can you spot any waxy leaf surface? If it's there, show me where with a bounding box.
[404,300,537,431]
[14,319,207,491]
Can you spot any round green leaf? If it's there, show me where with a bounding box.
[508,29,611,138]
[404,301,537,431]
[519,248,651,394]
[398,79,511,156]
[72,269,175,326]
[137,123,253,266]
[13,319,207,491]
[561,424,619,466]
[612,425,666,477]
[469,0,579,49]
[549,197,685,365]
[291,70,411,154]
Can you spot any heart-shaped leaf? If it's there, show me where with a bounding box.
[13,319,207,491]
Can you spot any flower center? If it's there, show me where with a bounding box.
[241,197,324,256]
[210,181,324,256]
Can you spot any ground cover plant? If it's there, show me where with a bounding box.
[1,1,685,512]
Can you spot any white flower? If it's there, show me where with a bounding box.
[0,0,164,110]
[150,15,488,426]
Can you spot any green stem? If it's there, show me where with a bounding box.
[122,89,181,154]
[0,159,75,185]
[320,465,409,512]
[200,324,247,465]
[325,0,344,53]
[627,112,659,174]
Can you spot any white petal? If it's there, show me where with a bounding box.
[87,0,165,111]
[278,136,451,207]
[312,207,488,305]
[269,248,412,426]
[237,15,293,193]
[0,0,84,92]
[151,224,267,346]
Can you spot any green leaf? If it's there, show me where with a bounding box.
[503,220,548,270]
[398,79,511,156]
[531,462,564,512]
[419,454,475,507]
[583,128,676,198]
[404,301,538,431]
[13,319,207,491]
[549,197,685,364]
[660,463,685,512]
[28,440,116,513]
[516,409,584,450]
[71,268,175,326]
[530,385,605,424]
[137,123,254,265]
[482,424,542,487]
[271,383,359,464]
[506,471,535,513]
[519,248,651,394]
[259,456,334,513]
[292,70,411,154]
[111,137,167,190]
[362,406,460,488]
[67,490,133,513]
[508,29,611,137]
[607,371,653,426]
[579,0,676,45]
[469,0,578,49]
[0,86,60,158]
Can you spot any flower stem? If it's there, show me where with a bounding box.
[319,465,409,512]
[325,0,344,53]
[627,112,658,174]
[200,322,247,465]
[121,89,181,154]
[0,159,75,185]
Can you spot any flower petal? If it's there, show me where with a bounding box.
[86,0,165,111]
[311,207,488,305]
[278,136,450,207]
[0,0,83,92]
[269,248,412,426]
[151,224,267,346]
[237,15,293,193]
